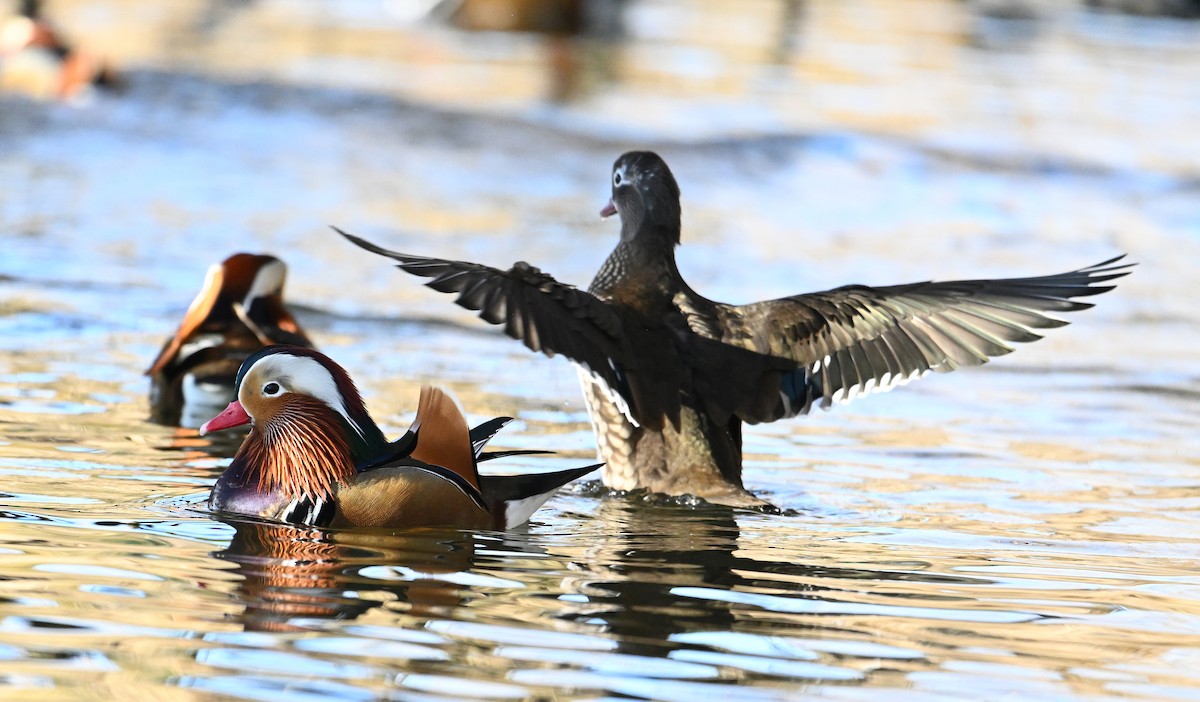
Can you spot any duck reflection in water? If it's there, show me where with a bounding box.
[563,500,984,661]
[214,518,480,632]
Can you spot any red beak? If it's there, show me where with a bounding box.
[599,200,617,219]
[200,400,251,436]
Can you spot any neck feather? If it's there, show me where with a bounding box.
[592,232,681,296]
[235,396,358,502]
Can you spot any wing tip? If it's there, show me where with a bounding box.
[1081,254,1136,279]
[333,225,415,262]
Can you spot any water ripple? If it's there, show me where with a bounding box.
[671,586,1041,623]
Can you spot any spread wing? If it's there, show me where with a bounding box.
[337,228,634,405]
[707,256,1133,423]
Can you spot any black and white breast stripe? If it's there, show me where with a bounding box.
[280,496,336,527]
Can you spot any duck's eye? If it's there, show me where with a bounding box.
[262,381,282,396]
[614,172,622,186]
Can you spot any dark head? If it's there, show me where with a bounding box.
[200,345,389,464]
[228,253,310,345]
[146,252,298,376]
[224,253,288,305]
[600,151,682,246]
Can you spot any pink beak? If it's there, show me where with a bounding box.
[599,200,617,219]
[200,400,251,436]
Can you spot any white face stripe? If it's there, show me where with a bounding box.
[243,259,287,307]
[239,353,366,439]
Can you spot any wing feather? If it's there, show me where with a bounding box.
[716,256,1132,422]
[338,228,632,404]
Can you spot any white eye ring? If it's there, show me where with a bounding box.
[614,171,623,186]
[262,381,283,397]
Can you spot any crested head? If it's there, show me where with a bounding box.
[214,346,390,504]
[230,254,310,343]
[222,253,287,308]
[233,346,384,448]
[146,252,293,377]
[608,151,682,245]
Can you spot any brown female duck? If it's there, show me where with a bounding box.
[338,151,1132,508]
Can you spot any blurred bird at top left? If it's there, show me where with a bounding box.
[0,0,118,100]
[147,253,315,428]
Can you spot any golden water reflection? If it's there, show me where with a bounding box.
[0,330,1195,699]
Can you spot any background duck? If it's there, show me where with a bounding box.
[338,150,1132,509]
[147,252,313,428]
[0,0,117,101]
[201,345,598,531]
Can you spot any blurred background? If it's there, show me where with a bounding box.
[7,0,1200,161]
[3,0,1197,357]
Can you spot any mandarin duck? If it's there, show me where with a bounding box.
[338,150,1132,508]
[0,0,117,101]
[148,253,313,427]
[200,345,599,530]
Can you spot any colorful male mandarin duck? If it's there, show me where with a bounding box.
[148,253,313,428]
[200,345,599,530]
[338,151,1132,508]
[0,0,117,100]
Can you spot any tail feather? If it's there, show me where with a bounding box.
[480,463,601,529]
[469,416,513,457]
[469,417,555,462]
[480,449,553,462]
[409,386,480,490]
